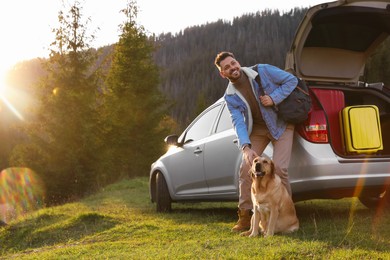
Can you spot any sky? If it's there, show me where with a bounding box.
[0,0,326,79]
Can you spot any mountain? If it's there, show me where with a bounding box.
[4,8,306,129]
[153,8,306,127]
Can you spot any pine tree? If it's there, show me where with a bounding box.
[11,1,102,202]
[104,1,170,178]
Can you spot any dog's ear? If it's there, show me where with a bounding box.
[270,160,275,175]
[248,168,254,179]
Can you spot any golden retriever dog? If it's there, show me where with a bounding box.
[241,156,299,237]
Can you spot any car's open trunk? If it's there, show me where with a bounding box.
[310,84,390,157]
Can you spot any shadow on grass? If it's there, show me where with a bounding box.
[0,212,119,253]
[150,199,390,252]
[289,199,389,252]
[173,205,237,223]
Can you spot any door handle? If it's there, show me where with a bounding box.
[194,147,203,154]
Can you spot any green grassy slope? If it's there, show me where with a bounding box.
[1,177,389,259]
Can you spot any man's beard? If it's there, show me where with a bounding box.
[229,68,241,82]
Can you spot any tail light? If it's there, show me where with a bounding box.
[296,92,329,143]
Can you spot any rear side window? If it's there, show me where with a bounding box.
[216,105,233,133]
[185,104,221,142]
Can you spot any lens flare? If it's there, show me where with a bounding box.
[0,95,24,121]
[0,167,45,223]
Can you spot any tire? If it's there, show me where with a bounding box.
[156,172,172,212]
[359,189,390,210]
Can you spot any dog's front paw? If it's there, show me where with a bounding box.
[248,232,259,238]
[240,230,251,237]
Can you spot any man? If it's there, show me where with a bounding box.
[214,51,297,232]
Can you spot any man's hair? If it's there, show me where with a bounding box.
[214,51,235,69]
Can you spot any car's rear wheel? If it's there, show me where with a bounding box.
[358,188,390,210]
[156,172,172,212]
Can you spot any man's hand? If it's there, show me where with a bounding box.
[260,95,274,107]
[242,146,258,166]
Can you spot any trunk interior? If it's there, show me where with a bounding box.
[309,84,390,157]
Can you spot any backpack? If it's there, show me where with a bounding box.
[252,65,312,124]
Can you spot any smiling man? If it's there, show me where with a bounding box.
[214,51,297,232]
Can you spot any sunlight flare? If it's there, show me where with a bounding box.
[0,70,30,121]
[0,168,45,223]
[348,162,368,229]
[0,95,24,121]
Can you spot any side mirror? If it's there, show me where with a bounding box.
[164,135,179,146]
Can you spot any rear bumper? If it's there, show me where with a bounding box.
[289,136,390,200]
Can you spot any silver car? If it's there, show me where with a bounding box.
[150,0,390,212]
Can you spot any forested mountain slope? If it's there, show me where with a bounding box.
[6,7,389,130]
[0,8,306,171]
[153,8,306,127]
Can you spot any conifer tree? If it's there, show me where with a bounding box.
[11,1,102,202]
[104,0,170,178]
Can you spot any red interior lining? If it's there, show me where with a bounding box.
[311,88,345,154]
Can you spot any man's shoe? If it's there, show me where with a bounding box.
[231,209,251,232]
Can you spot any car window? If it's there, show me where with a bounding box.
[215,104,233,133]
[184,104,221,142]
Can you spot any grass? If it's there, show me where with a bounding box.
[1,177,390,259]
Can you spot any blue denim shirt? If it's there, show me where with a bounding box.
[224,64,298,148]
